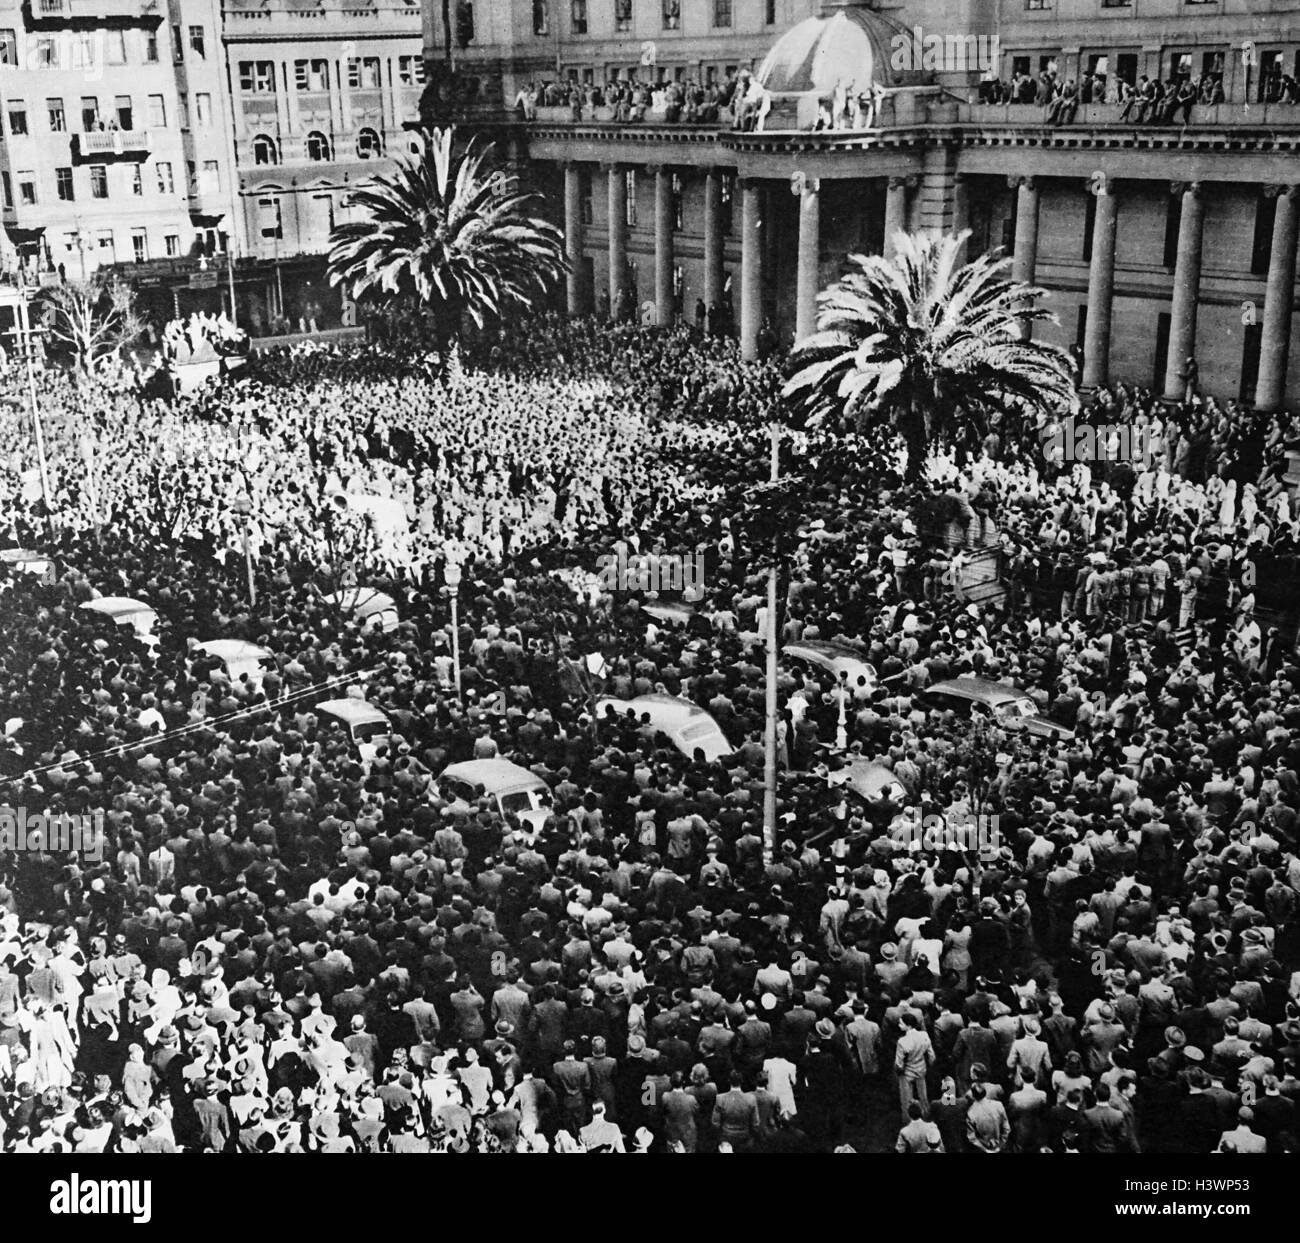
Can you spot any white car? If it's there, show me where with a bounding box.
[784,640,877,694]
[195,640,273,690]
[595,694,733,762]
[80,597,160,650]
[324,588,399,634]
[316,698,392,763]
[435,759,554,833]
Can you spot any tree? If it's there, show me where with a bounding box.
[327,127,566,362]
[783,230,1075,481]
[38,277,142,375]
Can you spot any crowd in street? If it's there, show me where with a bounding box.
[0,317,1298,1154]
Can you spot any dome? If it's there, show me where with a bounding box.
[756,3,909,95]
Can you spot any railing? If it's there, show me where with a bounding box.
[76,129,151,157]
[32,0,161,16]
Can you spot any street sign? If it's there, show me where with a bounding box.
[189,271,218,290]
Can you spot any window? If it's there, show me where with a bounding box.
[239,61,276,93]
[348,56,381,88]
[1258,49,1283,102]
[131,229,148,262]
[672,172,683,230]
[258,197,283,240]
[189,25,205,58]
[314,193,335,233]
[164,234,180,258]
[117,95,134,130]
[201,160,220,191]
[625,168,637,226]
[104,30,126,65]
[1,172,10,209]
[397,56,424,85]
[1240,322,1262,403]
[56,167,74,201]
[720,172,734,235]
[294,59,329,91]
[81,97,99,131]
[713,0,732,27]
[35,36,56,67]
[196,93,212,126]
[1026,0,1048,8]
[306,130,330,161]
[48,99,65,132]
[90,165,108,199]
[172,23,183,61]
[187,160,196,194]
[1082,191,1096,262]
[18,173,36,206]
[614,0,630,32]
[1100,0,1131,6]
[148,95,166,128]
[532,0,548,36]
[252,134,279,165]
[1163,193,1181,269]
[765,0,775,23]
[1252,193,1277,276]
[178,94,189,129]
[96,231,115,263]
[156,161,174,194]
[663,0,680,30]
[356,127,382,158]
[145,32,158,63]
[6,101,27,136]
[0,30,15,65]
[131,165,142,196]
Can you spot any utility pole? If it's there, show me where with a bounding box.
[762,421,780,865]
[224,231,238,330]
[10,269,53,520]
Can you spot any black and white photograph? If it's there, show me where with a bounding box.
[0,0,1297,1204]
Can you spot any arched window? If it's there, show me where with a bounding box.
[305,130,331,161]
[252,133,278,166]
[356,127,382,159]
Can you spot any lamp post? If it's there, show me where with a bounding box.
[232,493,256,607]
[445,557,463,701]
[222,230,238,330]
[836,673,848,752]
[762,422,780,866]
[8,269,52,521]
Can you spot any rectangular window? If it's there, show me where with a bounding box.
[614,0,630,32]
[397,55,424,85]
[34,36,55,67]
[294,58,329,91]
[18,172,36,206]
[347,56,382,88]
[145,32,158,63]
[196,93,211,126]
[187,160,196,195]
[104,30,126,65]
[81,97,99,131]
[1240,322,1262,403]
[164,233,180,258]
[1082,192,1096,262]
[258,196,283,239]
[713,0,732,28]
[56,166,74,201]
[532,0,548,35]
[1163,193,1181,269]
[239,61,276,94]
[1026,0,1048,8]
[1,172,11,210]
[1252,193,1277,277]
[1075,306,1087,354]
[202,159,220,191]
[172,23,183,61]
[48,99,65,132]
[663,0,680,30]
[1153,312,1171,391]
[116,95,133,130]
[1258,50,1282,102]
[313,193,335,233]
[0,30,15,65]
[189,25,205,58]
[572,0,587,34]
[625,168,637,227]
[6,101,27,136]
[178,94,189,129]
[765,0,776,23]
[132,229,148,262]
[131,165,143,196]
[90,165,108,199]
[156,161,174,195]
[1100,0,1132,7]
[148,95,166,128]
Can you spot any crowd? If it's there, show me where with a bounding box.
[978,67,1228,125]
[0,315,1299,1154]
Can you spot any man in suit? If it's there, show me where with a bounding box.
[551,1041,591,1134]
[966,1082,1010,1153]
[1082,1082,1138,1152]
[1218,1106,1267,1153]
[712,1072,759,1151]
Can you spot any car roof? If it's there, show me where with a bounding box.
[197,640,272,660]
[927,677,1027,704]
[440,759,548,793]
[316,699,390,728]
[597,693,712,726]
[81,597,155,616]
[323,588,396,616]
[786,640,869,660]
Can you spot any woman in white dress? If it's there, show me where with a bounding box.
[23,1000,76,1091]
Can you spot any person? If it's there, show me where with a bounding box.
[895,1011,935,1117]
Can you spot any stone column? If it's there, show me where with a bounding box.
[653,165,675,327]
[1162,181,1205,402]
[563,162,585,316]
[952,172,970,264]
[795,174,821,343]
[1257,184,1299,412]
[703,167,724,317]
[1082,176,1119,389]
[883,176,911,260]
[605,162,627,320]
[1009,175,1040,340]
[740,179,764,361]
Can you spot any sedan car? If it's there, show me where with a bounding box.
[316,698,392,764]
[918,677,1074,741]
[784,640,877,695]
[595,693,733,762]
[434,759,554,834]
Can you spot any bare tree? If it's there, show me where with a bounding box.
[38,278,142,375]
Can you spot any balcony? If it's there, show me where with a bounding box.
[30,0,161,18]
[75,129,151,159]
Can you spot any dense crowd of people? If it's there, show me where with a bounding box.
[1,315,1298,1154]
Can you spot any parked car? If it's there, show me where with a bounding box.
[434,759,554,833]
[595,693,733,762]
[316,698,392,763]
[80,597,160,649]
[917,677,1074,741]
[0,548,53,579]
[195,640,274,690]
[784,639,877,694]
[323,588,399,634]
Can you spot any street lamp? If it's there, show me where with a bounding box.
[835,673,848,752]
[7,269,53,524]
[222,229,238,330]
[232,494,256,607]
[445,557,463,701]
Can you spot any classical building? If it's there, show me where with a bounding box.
[222,0,425,329]
[436,0,1300,410]
[0,0,238,281]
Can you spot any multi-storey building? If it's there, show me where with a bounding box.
[0,0,238,287]
[221,0,424,329]
[437,0,1300,410]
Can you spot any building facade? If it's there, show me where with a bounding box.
[436,0,1300,410]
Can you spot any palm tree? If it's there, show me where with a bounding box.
[783,230,1075,481]
[328,127,566,360]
